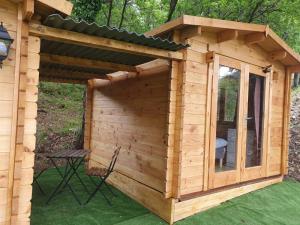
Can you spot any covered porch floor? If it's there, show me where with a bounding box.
[31,167,300,225]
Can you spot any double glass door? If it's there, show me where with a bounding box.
[208,56,270,189]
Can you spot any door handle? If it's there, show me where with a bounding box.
[245,117,253,120]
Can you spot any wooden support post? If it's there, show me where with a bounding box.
[217,30,238,43]
[6,4,23,225]
[10,5,30,223]
[281,68,292,175]
[84,80,94,151]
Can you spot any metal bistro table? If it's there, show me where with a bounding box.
[46,149,90,205]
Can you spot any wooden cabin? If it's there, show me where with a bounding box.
[1,1,300,225]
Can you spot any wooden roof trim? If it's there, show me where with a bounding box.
[268,29,300,64]
[36,0,73,16]
[146,15,267,36]
[146,15,300,65]
[288,65,300,73]
[10,0,73,15]
[29,23,184,60]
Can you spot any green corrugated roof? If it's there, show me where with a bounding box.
[43,14,189,51]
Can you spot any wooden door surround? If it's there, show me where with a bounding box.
[208,54,271,189]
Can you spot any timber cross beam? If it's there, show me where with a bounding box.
[40,54,138,72]
[29,23,184,60]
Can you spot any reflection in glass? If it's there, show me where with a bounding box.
[215,65,240,172]
[245,74,265,167]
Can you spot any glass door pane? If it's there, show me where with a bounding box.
[245,74,266,168]
[215,65,241,172]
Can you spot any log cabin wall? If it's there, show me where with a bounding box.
[89,69,171,194]
[0,0,40,223]
[178,31,286,196]
[0,1,18,223]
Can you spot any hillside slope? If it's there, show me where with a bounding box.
[35,82,85,167]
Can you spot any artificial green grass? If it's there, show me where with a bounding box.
[31,168,300,225]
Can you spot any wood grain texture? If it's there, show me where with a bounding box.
[90,68,170,194]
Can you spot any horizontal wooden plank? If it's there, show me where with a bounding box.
[0,101,13,118]
[0,136,10,153]
[174,176,283,222]
[0,153,9,171]
[0,118,12,136]
[0,83,14,101]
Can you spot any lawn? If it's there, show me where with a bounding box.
[31,168,300,225]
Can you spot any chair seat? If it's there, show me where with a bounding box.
[86,167,108,177]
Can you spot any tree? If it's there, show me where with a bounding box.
[71,0,102,23]
[119,0,130,28]
[71,0,300,53]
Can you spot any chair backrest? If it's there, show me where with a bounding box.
[107,146,121,175]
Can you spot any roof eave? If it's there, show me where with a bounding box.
[146,15,300,67]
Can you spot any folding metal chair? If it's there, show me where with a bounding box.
[85,146,121,205]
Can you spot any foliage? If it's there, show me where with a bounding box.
[70,0,300,52]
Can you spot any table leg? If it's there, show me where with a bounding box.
[69,158,90,194]
[46,158,82,205]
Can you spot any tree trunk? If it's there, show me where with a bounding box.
[119,0,129,29]
[166,0,178,22]
[107,0,114,27]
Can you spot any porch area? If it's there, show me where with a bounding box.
[31,167,300,225]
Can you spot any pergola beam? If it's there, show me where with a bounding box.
[29,23,184,60]
[40,53,138,72]
[40,69,109,80]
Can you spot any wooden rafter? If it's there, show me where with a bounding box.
[29,23,184,60]
[269,50,287,61]
[181,26,202,40]
[245,32,266,45]
[217,30,238,43]
[40,54,138,72]
[23,0,34,21]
